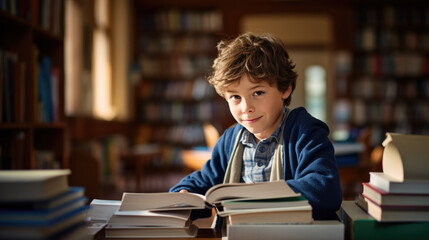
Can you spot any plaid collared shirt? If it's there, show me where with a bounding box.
[240,109,287,183]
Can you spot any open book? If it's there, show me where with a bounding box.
[382,132,429,181]
[119,180,299,211]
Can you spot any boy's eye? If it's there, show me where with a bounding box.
[230,95,241,100]
[253,91,265,96]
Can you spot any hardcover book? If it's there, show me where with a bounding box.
[341,200,429,240]
[119,180,299,211]
[0,169,70,202]
[362,182,429,206]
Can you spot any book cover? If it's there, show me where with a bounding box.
[109,210,191,228]
[369,172,429,194]
[0,196,87,223]
[221,195,309,211]
[225,205,313,225]
[341,200,429,240]
[86,199,121,221]
[0,207,87,239]
[0,169,70,202]
[227,220,343,240]
[357,194,429,222]
[362,182,429,207]
[0,187,84,210]
[105,223,198,238]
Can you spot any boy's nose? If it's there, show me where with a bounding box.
[241,100,255,114]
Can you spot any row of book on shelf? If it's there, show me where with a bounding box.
[0,169,91,239]
[139,9,223,33]
[355,28,429,52]
[352,76,429,100]
[0,48,60,123]
[0,132,61,169]
[354,5,429,27]
[88,180,344,240]
[0,0,63,35]
[138,101,218,123]
[353,52,429,76]
[139,55,213,78]
[135,123,207,147]
[342,132,429,240]
[137,76,215,101]
[351,99,429,125]
[139,34,218,55]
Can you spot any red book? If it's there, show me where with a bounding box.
[357,193,429,222]
[362,182,429,207]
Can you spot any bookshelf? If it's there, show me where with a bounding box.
[345,1,429,146]
[0,1,67,169]
[132,5,231,167]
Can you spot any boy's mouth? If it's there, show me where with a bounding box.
[241,116,262,124]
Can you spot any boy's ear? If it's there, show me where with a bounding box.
[281,85,293,99]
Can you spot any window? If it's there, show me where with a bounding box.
[65,0,130,120]
[305,65,326,122]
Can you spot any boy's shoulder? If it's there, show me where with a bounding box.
[287,107,329,132]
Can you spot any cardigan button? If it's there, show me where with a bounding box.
[257,161,263,167]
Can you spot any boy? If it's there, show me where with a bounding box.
[170,33,342,220]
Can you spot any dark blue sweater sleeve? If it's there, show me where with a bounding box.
[284,108,342,220]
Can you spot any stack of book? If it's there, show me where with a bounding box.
[357,133,429,222]
[0,169,89,239]
[215,182,344,240]
[342,133,429,240]
[107,181,343,239]
[86,199,121,223]
[341,201,429,240]
[104,192,200,238]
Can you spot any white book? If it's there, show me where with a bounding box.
[0,169,70,202]
[109,210,191,228]
[227,220,344,240]
[86,199,121,221]
[370,172,429,194]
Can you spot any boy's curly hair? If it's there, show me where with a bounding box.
[207,32,297,106]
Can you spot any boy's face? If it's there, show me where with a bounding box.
[225,75,292,142]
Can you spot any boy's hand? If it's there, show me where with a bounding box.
[179,189,188,193]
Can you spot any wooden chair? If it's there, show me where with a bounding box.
[181,122,220,172]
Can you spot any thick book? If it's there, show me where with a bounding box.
[0,204,88,239]
[369,172,429,194]
[108,210,192,228]
[341,200,429,240]
[227,220,344,240]
[362,182,429,207]
[105,223,198,238]
[225,205,313,224]
[356,194,429,222]
[0,169,70,202]
[0,187,84,210]
[381,132,429,181]
[0,196,87,223]
[86,199,121,221]
[119,180,299,211]
[221,195,309,211]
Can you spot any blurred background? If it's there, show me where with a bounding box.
[1,0,428,202]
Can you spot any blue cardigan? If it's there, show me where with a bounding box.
[170,107,342,220]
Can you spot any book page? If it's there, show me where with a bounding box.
[119,192,206,211]
[382,133,429,181]
[205,180,299,204]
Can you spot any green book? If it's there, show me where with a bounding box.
[221,195,308,210]
[341,201,429,240]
